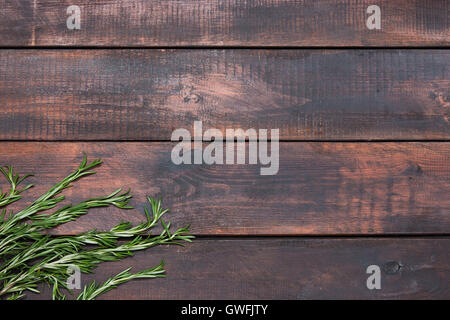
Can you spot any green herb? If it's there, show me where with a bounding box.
[0,155,193,300]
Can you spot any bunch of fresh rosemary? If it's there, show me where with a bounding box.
[0,155,193,300]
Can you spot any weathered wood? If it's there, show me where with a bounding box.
[0,0,448,47]
[26,238,450,299]
[2,142,449,235]
[0,50,449,140]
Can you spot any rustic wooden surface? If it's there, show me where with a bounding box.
[2,142,449,236]
[0,49,449,140]
[26,238,450,299]
[0,0,448,47]
[0,0,448,300]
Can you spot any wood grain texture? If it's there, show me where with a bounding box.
[2,142,449,235]
[26,238,450,299]
[0,49,449,140]
[0,0,448,47]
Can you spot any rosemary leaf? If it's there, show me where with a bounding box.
[0,155,193,300]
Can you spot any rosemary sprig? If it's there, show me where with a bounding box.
[0,155,193,300]
[0,166,33,208]
[0,189,133,257]
[0,156,102,236]
[76,263,166,300]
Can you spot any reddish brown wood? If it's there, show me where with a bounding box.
[2,142,449,235]
[26,238,450,299]
[0,50,448,140]
[1,0,448,303]
[0,0,448,47]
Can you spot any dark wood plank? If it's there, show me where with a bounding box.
[2,142,449,235]
[26,238,450,299]
[0,50,449,140]
[0,0,448,47]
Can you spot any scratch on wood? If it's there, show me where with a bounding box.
[30,0,37,45]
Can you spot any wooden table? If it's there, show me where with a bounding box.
[0,0,448,299]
